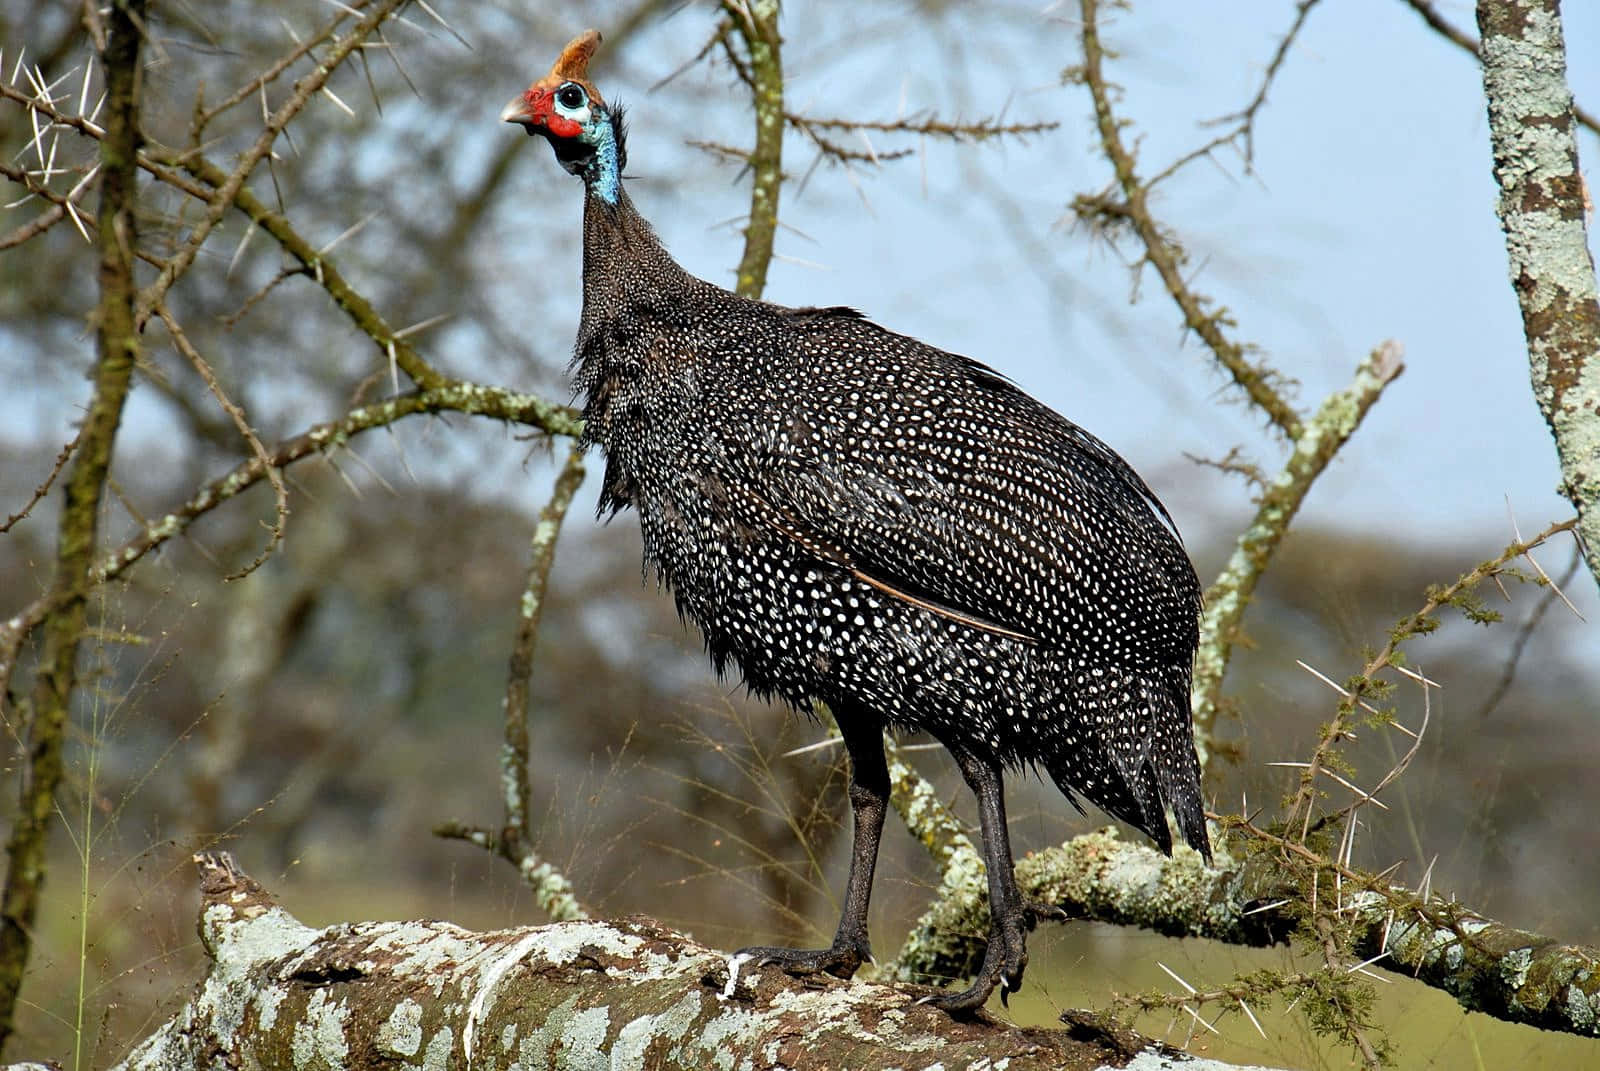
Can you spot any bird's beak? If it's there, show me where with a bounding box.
[501,93,536,128]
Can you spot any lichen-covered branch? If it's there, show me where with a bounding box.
[0,1,146,1051]
[724,0,783,300]
[893,826,1600,1039]
[112,852,1252,1071]
[1190,343,1405,762]
[436,446,591,923]
[1476,0,1600,591]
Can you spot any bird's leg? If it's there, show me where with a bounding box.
[924,747,1034,1014]
[736,707,888,980]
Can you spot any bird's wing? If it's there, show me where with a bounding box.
[721,311,1200,662]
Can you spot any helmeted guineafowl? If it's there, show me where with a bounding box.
[502,29,1210,1013]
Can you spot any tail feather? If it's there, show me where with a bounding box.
[1043,663,1210,862]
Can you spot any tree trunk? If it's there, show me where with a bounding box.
[1477,0,1600,589]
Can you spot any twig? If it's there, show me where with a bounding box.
[154,303,290,580]
[0,434,80,534]
[1073,0,1304,441]
[190,6,350,138]
[1201,0,1324,166]
[1473,542,1584,719]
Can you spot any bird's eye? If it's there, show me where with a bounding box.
[555,84,586,111]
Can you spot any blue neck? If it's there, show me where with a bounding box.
[585,120,621,206]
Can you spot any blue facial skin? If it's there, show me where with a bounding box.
[550,82,622,206]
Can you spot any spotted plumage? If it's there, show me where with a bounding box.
[505,31,1210,1013]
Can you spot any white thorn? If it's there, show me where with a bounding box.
[1156,961,1197,994]
[320,84,356,118]
[1239,998,1267,1039]
[781,734,842,758]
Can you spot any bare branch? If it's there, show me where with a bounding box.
[1201,0,1324,166]
[131,0,410,332]
[154,304,290,581]
[1072,0,1305,440]
[0,434,79,535]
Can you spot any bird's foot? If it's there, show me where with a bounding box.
[919,900,1036,1015]
[1024,897,1070,925]
[734,940,869,981]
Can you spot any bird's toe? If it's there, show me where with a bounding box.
[735,942,866,980]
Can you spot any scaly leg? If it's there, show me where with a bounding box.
[736,705,888,979]
[924,746,1039,1014]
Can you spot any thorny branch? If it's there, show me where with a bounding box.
[0,383,582,706]
[0,0,147,1053]
[1073,0,1304,442]
[1283,517,1580,843]
[132,0,411,332]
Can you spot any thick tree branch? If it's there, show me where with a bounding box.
[1403,0,1600,137]
[1476,0,1600,590]
[111,852,1254,1071]
[0,1,146,1053]
[894,826,1600,1039]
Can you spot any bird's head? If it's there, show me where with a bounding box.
[502,30,627,202]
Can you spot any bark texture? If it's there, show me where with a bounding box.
[109,853,1287,1071]
[1477,0,1600,588]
